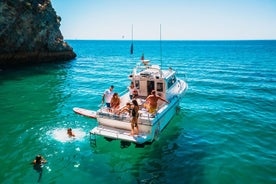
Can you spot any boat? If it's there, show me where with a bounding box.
[89,59,188,145]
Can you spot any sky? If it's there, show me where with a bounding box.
[51,0,276,40]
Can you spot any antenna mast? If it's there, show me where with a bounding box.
[160,24,162,68]
[131,24,133,44]
[130,24,134,55]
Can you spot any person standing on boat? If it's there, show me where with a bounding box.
[130,100,139,135]
[127,82,137,100]
[144,90,169,113]
[102,85,114,109]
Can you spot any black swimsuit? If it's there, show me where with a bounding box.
[131,108,136,117]
[131,107,138,127]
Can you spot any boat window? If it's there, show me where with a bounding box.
[167,81,171,89]
[135,80,140,89]
[167,75,176,89]
[172,75,176,83]
[147,81,155,96]
[157,82,163,92]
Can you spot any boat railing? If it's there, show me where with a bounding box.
[134,64,164,78]
[97,89,172,124]
[119,89,129,97]
[97,109,131,122]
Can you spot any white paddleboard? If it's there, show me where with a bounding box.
[73,107,97,119]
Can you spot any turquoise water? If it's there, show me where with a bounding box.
[0,40,275,183]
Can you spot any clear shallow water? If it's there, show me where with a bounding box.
[0,40,275,183]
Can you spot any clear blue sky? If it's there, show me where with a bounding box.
[51,0,276,40]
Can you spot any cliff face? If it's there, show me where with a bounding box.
[0,0,76,68]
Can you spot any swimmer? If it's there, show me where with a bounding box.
[67,128,75,137]
[33,155,47,165]
[32,154,47,182]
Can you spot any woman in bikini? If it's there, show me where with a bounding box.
[130,100,139,135]
[110,93,120,113]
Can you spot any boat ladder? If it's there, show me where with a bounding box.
[89,132,97,147]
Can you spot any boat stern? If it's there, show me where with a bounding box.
[90,125,152,144]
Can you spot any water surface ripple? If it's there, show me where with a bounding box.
[0,40,275,183]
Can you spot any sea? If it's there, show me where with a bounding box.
[0,40,275,184]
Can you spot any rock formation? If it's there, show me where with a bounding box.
[0,0,76,68]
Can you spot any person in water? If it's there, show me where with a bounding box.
[32,155,47,182]
[67,128,75,137]
[33,155,47,165]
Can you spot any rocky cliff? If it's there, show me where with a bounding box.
[0,0,76,68]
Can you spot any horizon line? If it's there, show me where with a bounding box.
[64,39,276,41]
